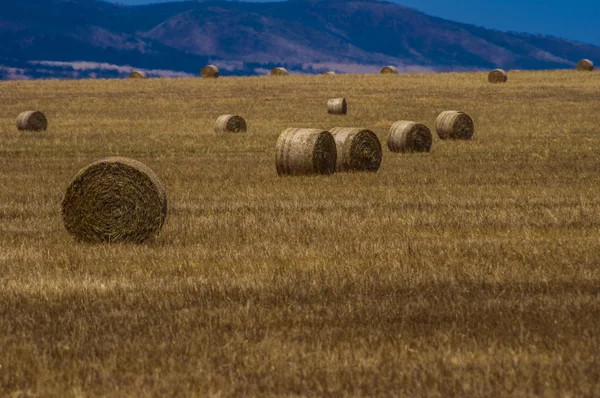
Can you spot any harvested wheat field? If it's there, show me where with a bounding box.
[1,70,600,397]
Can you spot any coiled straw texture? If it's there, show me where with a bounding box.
[435,111,474,140]
[275,128,336,176]
[577,59,594,71]
[488,69,508,83]
[62,157,167,244]
[330,127,382,172]
[17,111,48,131]
[215,115,247,133]
[388,121,432,153]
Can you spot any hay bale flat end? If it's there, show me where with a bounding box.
[62,157,167,244]
[436,111,475,140]
[488,69,508,83]
[17,111,48,131]
[577,59,594,71]
[215,115,247,133]
[388,121,432,153]
[330,127,382,172]
[275,128,336,176]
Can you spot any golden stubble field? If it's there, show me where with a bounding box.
[1,70,599,397]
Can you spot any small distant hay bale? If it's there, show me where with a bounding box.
[577,59,594,71]
[17,111,48,131]
[381,66,398,74]
[435,111,474,140]
[329,127,382,172]
[215,115,247,133]
[129,71,146,79]
[323,71,336,75]
[62,157,167,244]
[201,64,220,78]
[275,128,336,176]
[327,98,347,115]
[488,69,508,83]
[388,121,432,153]
[270,67,289,76]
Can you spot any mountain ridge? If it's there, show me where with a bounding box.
[1,0,598,79]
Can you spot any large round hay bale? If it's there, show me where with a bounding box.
[270,67,289,76]
[577,59,594,71]
[488,69,507,83]
[129,71,146,79]
[17,111,48,131]
[201,64,220,78]
[215,115,247,133]
[329,127,382,173]
[381,66,398,74]
[435,111,474,140]
[327,98,347,115]
[62,157,167,244]
[388,121,432,153]
[275,128,336,176]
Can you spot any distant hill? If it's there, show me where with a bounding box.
[1,0,599,79]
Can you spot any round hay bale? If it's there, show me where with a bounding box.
[17,111,48,131]
[275,128,336,176]
[435,111,474,140]
[327,98,347,115]
[329,127,382,173]
[201,64,220,78]
[62,157,167,244]
[323,71,336,75]
[381,66,398,74]
[488,69,508,83]
[215,115,247,133]
[270,67,289,76]
[129,71,146,79]
[388,121,432,153]
[577,59,594,71]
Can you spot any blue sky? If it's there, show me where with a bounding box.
[114,0,600,46]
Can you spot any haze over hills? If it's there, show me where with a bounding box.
[1,0,598,79]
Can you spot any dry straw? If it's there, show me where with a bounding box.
[62,157,167,244]
[388,121,432,153]
[275,128,336,176]
[129,71,147,79]
[577,59,594,71]
[17,111,48,131]
[215,115,247,133]
[327,98,347,115]
[381,66,398,74]
[271,67,289,76]
[488,69,508,83]
[436,111,474,140]
[330,127,382,172]
[201,64,220,78]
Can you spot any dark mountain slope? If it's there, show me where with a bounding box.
[0,0,598,79]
